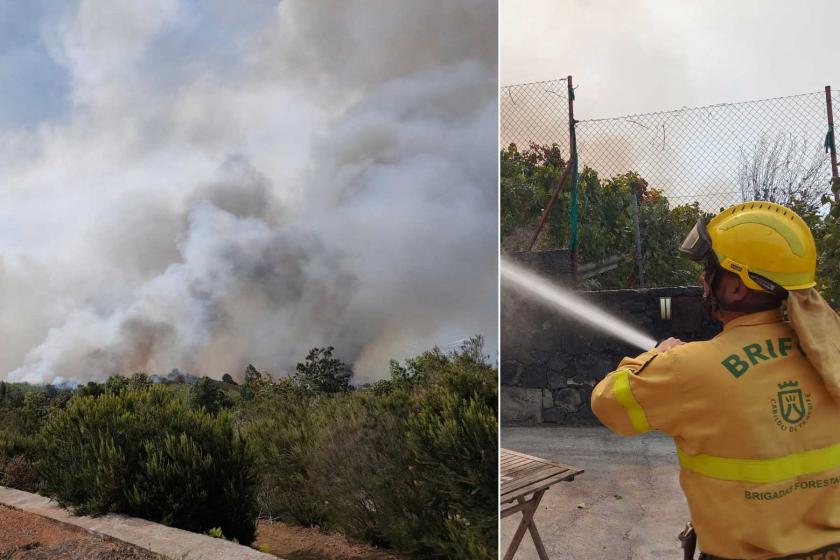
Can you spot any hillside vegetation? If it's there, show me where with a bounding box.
[0,338,498,559]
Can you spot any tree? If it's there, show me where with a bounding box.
[189,377,232,414]
[129,372,152,391]
[500,143,569,248]
[76,381,104,398]
[105,375,129,394]
[817,178,840,307]
[243,364,268,387]
[21,391,48,432]
[221,373,237,385]
[738,132,831,217]
[293,347,352,395]
[501,143,708,288]
[240,364,270,401]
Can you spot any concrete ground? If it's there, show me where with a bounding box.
[501,426,690,560]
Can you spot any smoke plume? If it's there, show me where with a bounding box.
[0,0,498,385]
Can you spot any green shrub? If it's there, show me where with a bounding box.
[501,143,708,288]
[0,430,39,493]
[244,339,498,559]
[244,390,326,526]
[0,430,37,459]
[0,341,497,557]
[239,364,272,401]
[128,372,152,391]
[401,344,498,559]
[37,386,258,543]
[817,178,840,307]
[188,377,233,414]
[104,375,129,394]
[305,390,415,547]
[75,381,104,397]
[20,391,49,433]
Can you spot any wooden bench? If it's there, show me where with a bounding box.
[501,448,584,560]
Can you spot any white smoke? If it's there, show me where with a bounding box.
[0,0,498,385]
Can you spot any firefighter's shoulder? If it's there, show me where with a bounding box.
[624,340,700,377]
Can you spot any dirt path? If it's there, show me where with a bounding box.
[0,499,407,560]
[253,520,406,560]
[0,504,162,560]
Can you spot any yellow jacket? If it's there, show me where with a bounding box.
[591,309,840,559]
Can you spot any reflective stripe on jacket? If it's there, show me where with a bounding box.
[591,309,840,559]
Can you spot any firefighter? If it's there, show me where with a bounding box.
[591,201,840,560]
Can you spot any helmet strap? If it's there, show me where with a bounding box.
[702,265,782,316]
[701,267,722,318]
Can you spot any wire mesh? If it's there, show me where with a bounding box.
[500,78,570,154]
[834,88,840,127]
[575,92,833,212]
[500,81,839,287]
[832,88,840,183]
[500,82,835,212]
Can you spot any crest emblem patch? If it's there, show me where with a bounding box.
[770,380,813,431]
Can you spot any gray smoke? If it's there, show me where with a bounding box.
[0,0,498,385]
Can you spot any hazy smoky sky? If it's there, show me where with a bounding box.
[0,0,498,385]
[502,0,840,117]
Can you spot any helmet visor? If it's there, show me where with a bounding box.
[678,218,713,262]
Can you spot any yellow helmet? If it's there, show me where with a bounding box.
[679,201,816,294]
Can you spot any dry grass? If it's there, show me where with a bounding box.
[253,520,406,560]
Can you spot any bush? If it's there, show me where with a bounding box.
[244,390,326,526]
[0,455,38,492]
[20,391,48,433]
[38,386,258,543]
[240,364,271,401]
[501,143,707,288]
[817,178,840,307]
[76,381,104,398]
[128,372,152,391]
[244,338,498,559]
[104,375,129,394]
[247,382,415,546]
[401,341,498,559]
[305,389,415,546]
[0,430,39,492]
[0,431,37,459]
[189,377,233,414]
[0,341,497,557]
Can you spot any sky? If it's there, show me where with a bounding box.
[0,0,498,385]
[501,0,840,118]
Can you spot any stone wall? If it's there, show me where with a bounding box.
[500,285,721,425]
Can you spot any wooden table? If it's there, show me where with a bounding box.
[501,448,584,560]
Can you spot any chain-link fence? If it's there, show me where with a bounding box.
[502,82,835,212]
[500,79,839,287]
[500,78,571,155]
[576,91,834,212]
[833,88,840,181]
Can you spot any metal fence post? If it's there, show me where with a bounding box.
[825,85,839,201]
[631,187,645,287]
[567,75,578,285]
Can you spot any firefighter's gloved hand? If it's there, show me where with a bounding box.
[656,337,685,352]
